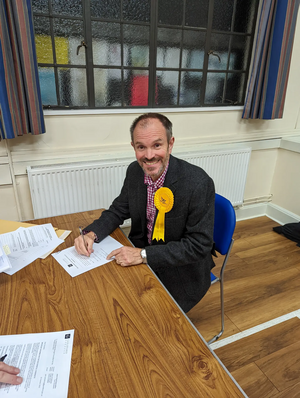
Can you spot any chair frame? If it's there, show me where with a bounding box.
[208,194,236,345]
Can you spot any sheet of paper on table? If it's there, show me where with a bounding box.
[0,329,74,398]
[1,224,65,275]
[52,235,123,277]
[0,241,12,272]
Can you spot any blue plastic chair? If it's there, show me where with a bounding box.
[208,193,236,345]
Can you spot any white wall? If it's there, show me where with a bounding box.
[1,15,300,222]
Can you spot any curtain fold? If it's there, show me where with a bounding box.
[242,0,300,120]
[0,0,45,139]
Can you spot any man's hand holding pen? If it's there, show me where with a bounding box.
[74,228,95,256]
[0,355,23,385]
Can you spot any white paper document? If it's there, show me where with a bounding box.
[52,235,123,277]
[0,241,12,272]
[1,224,64,275]
[0,329,74,398]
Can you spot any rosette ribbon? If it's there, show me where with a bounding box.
[152,187,174,241]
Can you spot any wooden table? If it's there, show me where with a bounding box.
[0,210,246,397]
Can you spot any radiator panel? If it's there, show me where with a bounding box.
[27,148,251,219]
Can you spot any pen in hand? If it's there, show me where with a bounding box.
[0,354,7,362]
[79,227,87,251]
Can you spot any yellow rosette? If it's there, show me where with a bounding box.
[152,187,174,242]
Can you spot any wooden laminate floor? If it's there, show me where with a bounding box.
[187,216,300,398]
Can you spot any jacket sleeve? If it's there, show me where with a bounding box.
[145,175,215,270]
[83,167,131,242]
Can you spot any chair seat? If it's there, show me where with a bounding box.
[210,272,218,283]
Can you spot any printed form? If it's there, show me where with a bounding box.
[52,235,123,277]
[0,330,74,398]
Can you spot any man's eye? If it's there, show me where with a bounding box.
[154,144,161,148]
[137,146,144,150]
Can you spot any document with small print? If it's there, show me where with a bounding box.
[52,235,123,277]
[0,330,74,398]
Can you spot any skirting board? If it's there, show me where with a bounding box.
[236,202,300,225]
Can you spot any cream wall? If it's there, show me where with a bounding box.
[1,15,300,221]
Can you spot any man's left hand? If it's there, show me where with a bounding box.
[107,247,143,267]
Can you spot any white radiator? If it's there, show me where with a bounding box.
[27,148,251,219]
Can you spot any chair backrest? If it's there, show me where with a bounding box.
[213,194,236,255]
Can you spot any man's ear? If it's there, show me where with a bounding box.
[131,142,134,148]
[168,137,175,153]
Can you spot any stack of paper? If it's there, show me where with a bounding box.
[0,224,66,275]
[0,240,12,273]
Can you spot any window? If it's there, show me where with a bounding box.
[32,0,259,109]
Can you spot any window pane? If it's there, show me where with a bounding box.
[157,28,181,68]
[205,73,225,104]
[158,0,183,26]
[54,19,85,65]
[226,73,245,104]
[179,71,202,106]
[90,0,120,19]
[123,0,150,22]
[229,36,251,70]
[234,0,259,33]
[58,68,87,106]
[94,68,122,107]
[34,17,53,63]
[185,0,209,28]
[92,22,121,66]
[212,0,234,32]
[38,67,57,105]
[123,25,149,67]
[156,71,178,106]
[208,34,230,70]
[124,71,149,106]
[182,30,206,69]
[52,0,82,17]
[32,0,49,13]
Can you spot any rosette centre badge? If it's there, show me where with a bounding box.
[153,187,174,241]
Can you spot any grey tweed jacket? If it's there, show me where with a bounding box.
[85,154,215,313]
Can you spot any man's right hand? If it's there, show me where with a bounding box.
[0,362,23,385]
[74,231,95,256]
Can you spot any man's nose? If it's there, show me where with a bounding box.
[145,148,154,159]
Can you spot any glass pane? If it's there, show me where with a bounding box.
[156,71,178,106]
[38,67,57,105]
[90,0,120,19]
[92,22,121,66]
[52,0,82,17]
[234,0,259,33]
[208,34,230,70]
[212,0,234,32]
[229,36,251,71]
[58,68,87,106]
[157,28,181,68]
[185,0,209,28]
[54,19,85,65]
[124,70,149,106]
[179,71,202,106]
[123,0,150,22]
[34,17,53,63]
[226,73,245,104]
[123,25,149,67]
[32,0,49,13]
[182,30,206,69]
[94,68,122,107]
[204,73,225,104]
[158,0,183,26]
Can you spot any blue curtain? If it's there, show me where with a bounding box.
[0,0,45,139]
[243,0,300,119]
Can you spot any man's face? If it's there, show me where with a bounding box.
[131,118,174,181]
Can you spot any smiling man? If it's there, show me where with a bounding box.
[74,113,215,313]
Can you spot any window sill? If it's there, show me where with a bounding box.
[43,106,244,116]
